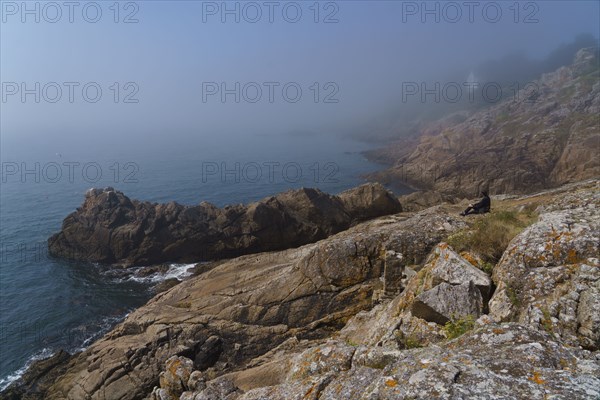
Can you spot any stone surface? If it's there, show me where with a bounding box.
[155,356,194,399]
[48,183,402,266]
[5,181,599,400]
[11,205,463,400]
[240,324,600,400]
[489,183,600,349]
[398,190,459,212]
[0,350,71,400]
[411,281,483,325]
[367,48,600,197]
[423,243,493,300]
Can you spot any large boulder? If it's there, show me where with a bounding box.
[489,189,600,349]
[48,183,401,266]
[338,183,403,221]
[411,281,483,324]
[339,242,490,349]
[422,243,493,300]
[150,356,194,400]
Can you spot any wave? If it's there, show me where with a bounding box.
[128,263,196,283]
[0,347,54,391]
[0,313,129,392]
[101,263,197,285]
[0,262,195,392]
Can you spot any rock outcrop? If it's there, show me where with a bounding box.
[367,48,600,197]
[48,183,401,266]
[411,281,484,325]
[233,323,599,400]
[147,180,600,400]
[5,180,599,400]
[489,186,600,349]
[22,204,462,399]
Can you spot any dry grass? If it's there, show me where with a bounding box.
[447,209,537,263]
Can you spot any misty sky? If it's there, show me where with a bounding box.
[1,0,599,155]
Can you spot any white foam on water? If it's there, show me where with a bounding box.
[100,263,197,285]
[128,263,196,283]
[0,347,54,391]
[0,313,131,392]
[0,263,196,392]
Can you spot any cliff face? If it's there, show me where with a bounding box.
[152,181,600,400]
[368,48,600,197]
[7,180,599,400]
[47,183,401,266]
[25,195,463,399]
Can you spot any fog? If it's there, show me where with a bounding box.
[1,1,599,156]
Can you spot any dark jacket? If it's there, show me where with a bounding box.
[473,192,491,213]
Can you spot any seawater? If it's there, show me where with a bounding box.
[0,134,408,389]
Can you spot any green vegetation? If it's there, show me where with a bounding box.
[447,209,537,263]
[444,315,476,340]
[576,63,600,92]
[480,261,494,275]
[579,74,599,92]
[499,119,524,137]
[506,283,522,308]
[395,331,423,350]
[540,307,554,333]
[414,267,430,296]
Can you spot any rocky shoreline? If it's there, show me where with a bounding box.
[4,49,599,398]
[363,48,600,197]
[48,183,402,267]
[3,179,598,399]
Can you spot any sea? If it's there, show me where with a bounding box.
[0,133,408,389]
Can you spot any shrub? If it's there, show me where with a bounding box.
[480,261,494,275]
[394,330,423,349]
[444,315,476,340]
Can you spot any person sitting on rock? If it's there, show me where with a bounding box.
[460,191,490,216]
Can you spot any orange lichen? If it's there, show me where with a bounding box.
[460,252,479,266]
[168,359,181,375]
[492,328,505,334]
[566,248,580,264]
[552,247,562,259]
[528,371,546,385]
[385,378,398,387]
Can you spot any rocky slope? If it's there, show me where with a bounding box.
[5,180,598,399]
[47,183,401,266]
[367,48,600,197]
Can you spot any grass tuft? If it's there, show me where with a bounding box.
[444,315,476,340]
[447,209,537,263]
